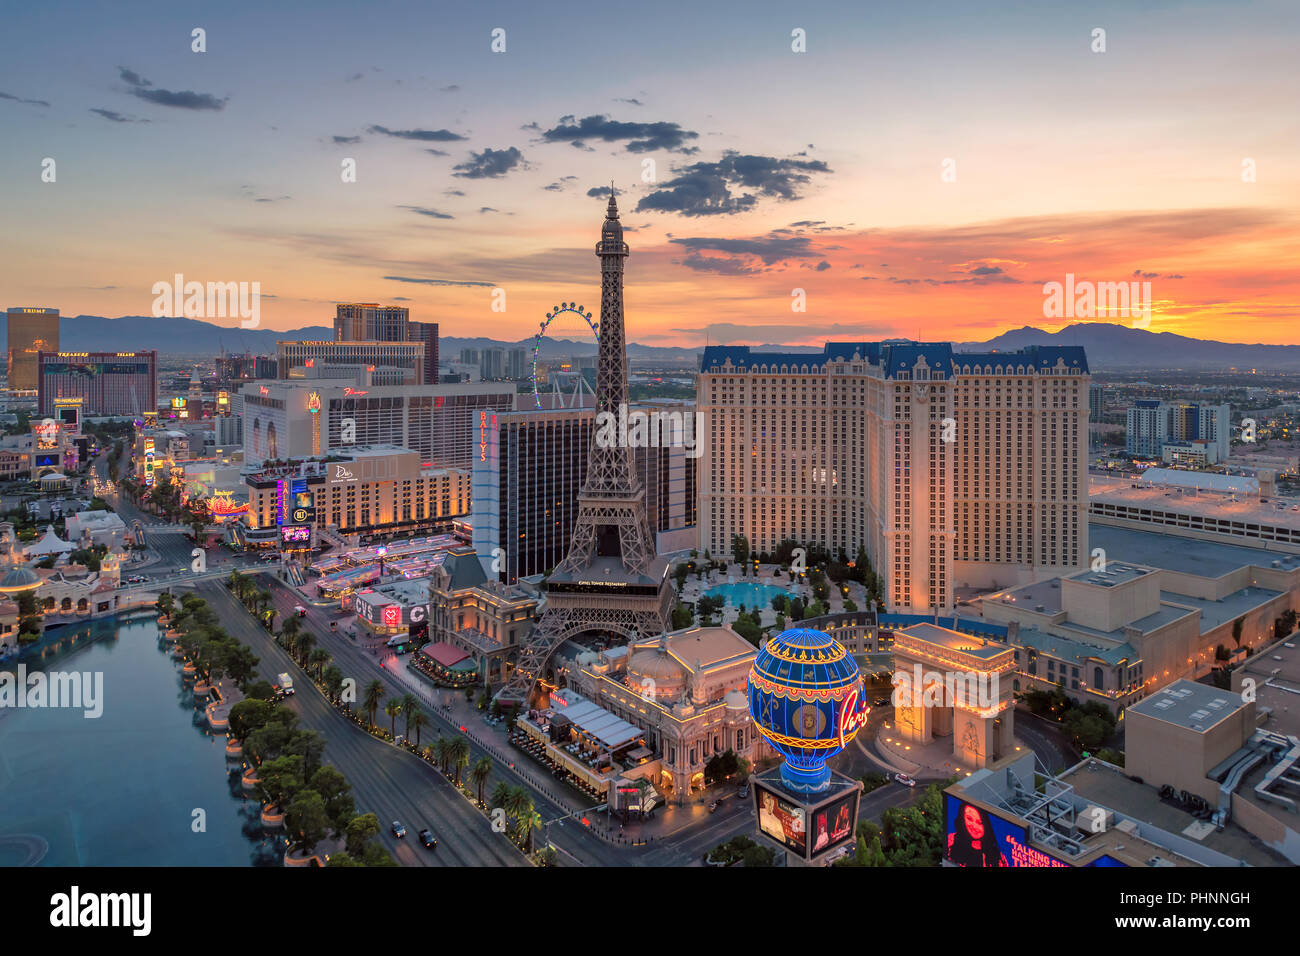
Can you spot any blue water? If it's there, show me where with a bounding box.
[0,616,277,866]
[705,582,791,609]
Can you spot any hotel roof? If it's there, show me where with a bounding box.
[1126,679,1245,732]
[896,622,1012,660]
[1090,476,1300,534]
[1088,524,1300,577]
[699,342,1089,377]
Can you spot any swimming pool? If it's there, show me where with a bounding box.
[705,582,792,609]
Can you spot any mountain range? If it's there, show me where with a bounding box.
[3,314,1299,370]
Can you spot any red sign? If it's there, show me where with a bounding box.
[343,387,368,396]
[382,605,401,627]
[838,687,870,749]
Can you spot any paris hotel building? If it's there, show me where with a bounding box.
[698,342,1089,614]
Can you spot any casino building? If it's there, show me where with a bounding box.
[37,350,157,416]
[557,625,772,802]
[239,379,515,469]
[244,445,470,539]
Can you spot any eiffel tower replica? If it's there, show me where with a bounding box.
[496,191,672,704]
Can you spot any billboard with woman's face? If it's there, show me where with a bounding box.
[809,792,858,858]
[755,783,807,855]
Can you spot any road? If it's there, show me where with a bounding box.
[197,579,528,867]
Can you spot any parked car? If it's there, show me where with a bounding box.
[874,697,891,707]
[418,828,437,849]
[737,786,749,799]
[708,801,720,813]
[894,773,917,788]
[391,821,407,838]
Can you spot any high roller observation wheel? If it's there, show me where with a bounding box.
[531,302,599,409]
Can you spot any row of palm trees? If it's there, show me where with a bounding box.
[229,569,276,629]
[489,782,544,853]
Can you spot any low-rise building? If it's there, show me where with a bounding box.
[427,548,538,685]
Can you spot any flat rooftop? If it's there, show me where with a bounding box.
[1235,635,1300,740]
[1127,679,1245,733]
[897,623,1011,660]
[1091,475,1300,532]
[1089,523,1300,577]
[1069,561,1151,587]
[1062,761,1288,866]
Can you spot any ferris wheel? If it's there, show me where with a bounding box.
[531,302,599,409]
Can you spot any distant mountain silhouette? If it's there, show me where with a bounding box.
[4,315,1296,369]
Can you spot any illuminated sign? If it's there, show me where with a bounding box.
[943,795,1123,868]
[306,392,320,413]
[280,525,312,544]
[809,793,857,859]
[343,387,368,396]
[382,605,401,628]
[755,783,806,855]
[304,359,314,368]
[332,464,355,482]
[291,490,315,525]
[259,386,270,396]
[837,688,870,749]
[171,397,186,409]
[34,418,59,449]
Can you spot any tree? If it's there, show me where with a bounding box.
[470,756,493,807]
[344,813,381,857]
[322,665,344,701]
[308,647,331,679]
[671,602,693,630]
[363,679,385,730]
[401,693,419,740]
[308,766,355,834]
[448,736,471,786]
[409,708,429,748]
[384,698,402,737]
[731,534,750,568]
[255,754,305,809]
[285,789,331,855]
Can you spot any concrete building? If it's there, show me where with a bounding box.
[37,351,156,417]
[239,379,515,469]
[244,445,470,539]
[64,510,128,551]
[1125,400,1231,460]
[699,342,1089,613]
[471,401,698,583]
[426,547,538,685]
[557,624,771,804]
[1089,473,1300,554]
[6,307,59,390]
[276,340,427,384]
[333,303,409,342]
[981,524,1300,712]
[408,321,439,385]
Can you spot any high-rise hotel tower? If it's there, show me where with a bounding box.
[698,342,1089,614]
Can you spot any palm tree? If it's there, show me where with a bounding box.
[280,615,302,652]
[489,781,512,811]
[504,786,533,837]
[433,737,451,774]
[409,709,429,748]
[518,808,543,854]
[384,699,401,738]
[449,736,470,786]
[308,647,331,679]
[470,756,493,807]
[401,695,419,741]
[363,679,385,729]
[297,632,317,668]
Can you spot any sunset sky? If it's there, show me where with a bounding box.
[2,0,1297,347]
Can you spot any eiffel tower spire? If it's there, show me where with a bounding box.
[495,191,673,705]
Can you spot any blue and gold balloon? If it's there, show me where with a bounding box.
[748,627,869,793]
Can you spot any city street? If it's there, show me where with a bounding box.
[197,580,528,868]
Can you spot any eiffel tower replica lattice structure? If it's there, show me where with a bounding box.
[496,191,672,705]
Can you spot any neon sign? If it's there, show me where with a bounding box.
[480,410,487,462]
[307,391,320,413]
[382,605,401,627]
[343,387,368,396]
[837,688,870,749]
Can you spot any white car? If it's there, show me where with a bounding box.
[894,773,917,788]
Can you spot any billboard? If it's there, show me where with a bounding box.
[290,490,316,525]
[809,792,857,859]
[34,452,60,468]
[943,794,1127,867]
[755,782,807,855]
[280,524,312,545]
